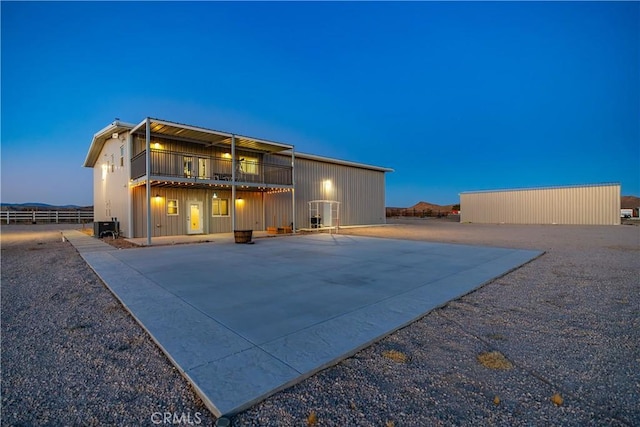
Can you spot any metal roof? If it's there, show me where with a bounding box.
[288,151,394,173]
[129,118,293,153]
[460,182,621,194]
[84,117,295,167]
[84,118,392,174]
[83,120,136,167]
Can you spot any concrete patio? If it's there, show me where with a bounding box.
[62,230,542,417]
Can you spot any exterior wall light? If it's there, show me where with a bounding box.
[323,179,333,198]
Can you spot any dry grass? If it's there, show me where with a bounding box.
[551,393,564,406]
[382,349,409,363]
[477,351,513,370]
[306,410,317,426]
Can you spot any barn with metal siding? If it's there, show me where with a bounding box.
[265,152,390,229]
[85,117,392,241]
[460,183,621,225]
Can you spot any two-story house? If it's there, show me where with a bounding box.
[84,117,392,242]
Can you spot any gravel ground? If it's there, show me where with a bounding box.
[2,220,639,426]
[1,225,215,426]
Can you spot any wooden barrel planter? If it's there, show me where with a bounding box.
[234,230,253,244]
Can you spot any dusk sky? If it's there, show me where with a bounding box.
[2,1,638,207]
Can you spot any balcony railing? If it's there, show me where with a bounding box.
[131,149,292,186]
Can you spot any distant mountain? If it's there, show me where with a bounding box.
[1,202,92,210]
[621,196,640,209]
[407,201,456,212]
[386,201,457,217]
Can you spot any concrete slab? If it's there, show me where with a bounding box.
[62,230,542,417]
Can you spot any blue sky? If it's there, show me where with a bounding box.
[2,1,638,206]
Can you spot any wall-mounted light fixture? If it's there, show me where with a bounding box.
[213,192,218,199]
[323,179,333,199]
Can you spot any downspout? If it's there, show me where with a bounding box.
[291,148,296,233]
[231,134,236,232]
[145,118,152,246]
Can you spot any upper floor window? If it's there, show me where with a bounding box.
[120,145,125,167]
[183,157,193,178]
[198,158,208,179]
[237,156,258,175]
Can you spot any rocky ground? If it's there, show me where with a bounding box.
[2,220,638,426]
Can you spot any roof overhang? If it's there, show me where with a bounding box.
[287,151,394,173]
[83,120,136,167]
[129,117,294,154]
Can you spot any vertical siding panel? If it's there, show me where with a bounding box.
[460,184,620,225]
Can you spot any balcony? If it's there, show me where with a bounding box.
[131,149,292,187]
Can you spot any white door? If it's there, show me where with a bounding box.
[323,202,333,227]
[187,201,203,234]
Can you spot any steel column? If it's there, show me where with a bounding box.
[145,118,152,245]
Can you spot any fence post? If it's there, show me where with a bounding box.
[77,211,80,224]
[32,211,36,223]
[56,211,59,224]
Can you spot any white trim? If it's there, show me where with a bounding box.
[167,199,179,216]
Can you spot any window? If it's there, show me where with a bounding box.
[167,200,179,216]
[212,198,229,216]
[183,157,193,177]
[198,158,208,179]
[237,156,258,175]
[120,145,125,167]
[111,154,115,172]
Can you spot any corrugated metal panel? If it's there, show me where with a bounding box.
[262,153,388,228]
[131,152,389,236]
[273,157,386,228]
[132,186,265,237]
[460,184,620,225]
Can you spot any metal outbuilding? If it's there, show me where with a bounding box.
[460,183,621,225]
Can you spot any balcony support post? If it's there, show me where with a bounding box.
[127,132,133,239]
[146,118,152,246]
[231,134,236,232]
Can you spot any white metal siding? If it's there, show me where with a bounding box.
[93,134,130,235]
[460,184,621,225]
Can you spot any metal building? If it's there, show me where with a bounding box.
[460,183,621,225]
[85,117,393,242]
